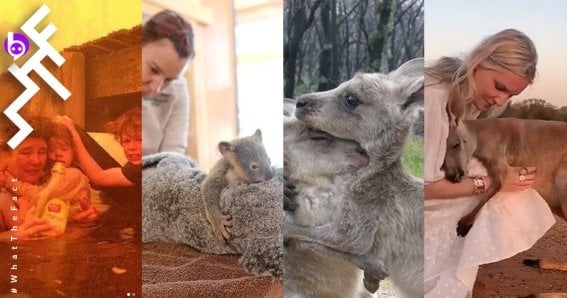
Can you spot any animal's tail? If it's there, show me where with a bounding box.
[142,152,198,169]
[523,258,567,271]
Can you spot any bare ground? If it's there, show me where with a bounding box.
[474,217,567,297]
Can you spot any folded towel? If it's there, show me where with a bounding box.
[142,242,283,298]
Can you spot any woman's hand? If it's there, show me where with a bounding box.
[16,207,53,240]
[500,166,536,192]
[53,115,77,134]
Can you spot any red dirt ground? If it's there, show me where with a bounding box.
[473,217,567,297]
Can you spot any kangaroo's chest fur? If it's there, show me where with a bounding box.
[470,118,567,219]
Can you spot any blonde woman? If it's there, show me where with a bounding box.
[424,29,555,297]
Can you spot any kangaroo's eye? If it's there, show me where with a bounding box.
[250,163,259,170]
[451,141,461,149]
[345,94,359,107]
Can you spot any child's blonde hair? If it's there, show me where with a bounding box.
[106,108,142,144]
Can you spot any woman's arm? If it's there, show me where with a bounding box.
[425,177,479,200]
[55,116,133,187]
[425,167,535,200]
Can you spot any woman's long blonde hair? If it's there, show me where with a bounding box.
[426,29,537,116]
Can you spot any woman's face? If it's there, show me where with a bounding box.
[7,137,47,184]
[48,138,74,168]
[472,64,530,111]
[142,38,189,96]
[121,133,142,165]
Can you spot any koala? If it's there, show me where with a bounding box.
[201,130,273,243]
[286,58,425,297]
[283,98,373,297]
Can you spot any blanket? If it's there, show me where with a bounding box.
[142,242,282,298]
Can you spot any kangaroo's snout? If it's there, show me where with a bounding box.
[445,167,464,183]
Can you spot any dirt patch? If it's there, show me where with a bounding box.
[474,217,567,297]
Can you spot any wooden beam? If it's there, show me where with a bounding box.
[61,52,86,126]
[85,45,141,99]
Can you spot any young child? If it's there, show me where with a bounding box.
[55,107,142,188]
[48,123,76,168]
[105,108,142,186]
[45,122,97,222]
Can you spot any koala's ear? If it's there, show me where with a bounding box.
[219,142,235,155]
[401,76,424,111]
[254,129,262,141]
[284,98,296,117]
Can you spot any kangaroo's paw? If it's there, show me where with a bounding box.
[362,260,388,293]
[456,218,473,237]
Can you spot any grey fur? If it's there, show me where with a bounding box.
[142,152,283,277]
[288,58,425,297]
[201,130,273,242]
[283,99,372,297]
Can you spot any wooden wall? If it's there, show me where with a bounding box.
[0,27,141,134]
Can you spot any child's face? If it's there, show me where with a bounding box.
[48,138,74,168]
[121,133,142,165]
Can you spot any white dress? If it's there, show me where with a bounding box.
[424,81,556,298]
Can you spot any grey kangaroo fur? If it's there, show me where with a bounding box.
[283,98,373,297]
[443,116,567,236]
[286,58,425,297]
[142,147,283,276]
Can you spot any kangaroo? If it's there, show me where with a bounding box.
[283,98,373,297]
[285,58,425,297]
[443,117,567,236]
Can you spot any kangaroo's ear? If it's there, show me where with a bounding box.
[389,57,424,81]
[219,141,235,155]
[446,94,464,128]
[401,76,424,112]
